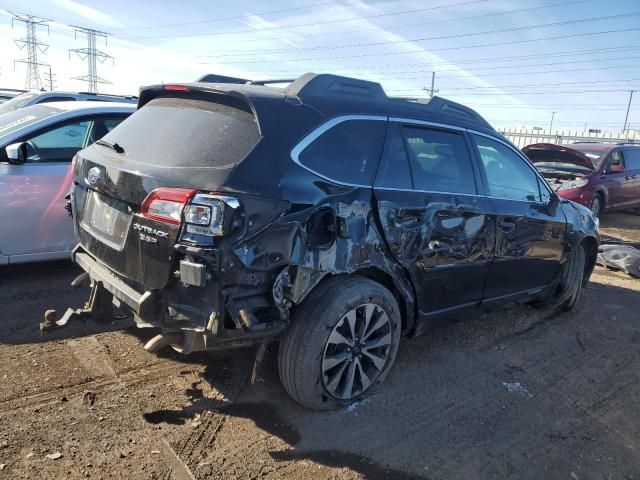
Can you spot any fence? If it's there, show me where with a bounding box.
[497,128,640,149]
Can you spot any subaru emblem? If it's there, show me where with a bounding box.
[87,166,102,185]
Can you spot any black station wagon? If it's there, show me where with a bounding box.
[45,73,600,410]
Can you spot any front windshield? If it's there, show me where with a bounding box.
[572,148,606,168]
[0,104,58,139]
[0,92,39,116]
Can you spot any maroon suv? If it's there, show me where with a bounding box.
[523,142,640,216]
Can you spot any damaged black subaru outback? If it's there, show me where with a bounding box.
[45,73,599,410]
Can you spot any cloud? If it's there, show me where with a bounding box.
[51,0,122,29]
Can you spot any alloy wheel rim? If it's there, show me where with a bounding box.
[321,303,392,400]
[591,197,601,216]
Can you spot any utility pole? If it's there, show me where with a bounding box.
[44,66,57,91]
[623,90,635,133]
[423,71,439,98]
[10,12,50,90]
[69,26,113,93]
[549,111,557,134]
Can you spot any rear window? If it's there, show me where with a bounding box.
[101,97,260,168]
[297,119,386,185]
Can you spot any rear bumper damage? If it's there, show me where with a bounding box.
[41,246,289,353]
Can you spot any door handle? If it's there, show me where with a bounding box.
[498,220,516,233]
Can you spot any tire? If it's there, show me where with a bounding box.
[556,244,587,311]
[278,276,401,410]
[589,193,603,218]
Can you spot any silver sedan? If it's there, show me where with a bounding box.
[0,101,135,264]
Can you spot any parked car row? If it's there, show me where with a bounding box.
[33,73,600,410]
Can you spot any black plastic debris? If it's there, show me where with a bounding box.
[597,244,640,278]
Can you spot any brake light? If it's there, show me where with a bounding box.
[182,194,240,239]
[164,85,189,91]
[141,188,196,225]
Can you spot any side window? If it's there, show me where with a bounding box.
[608,150,625,172]
[298,119,386,185]
[374,123,412,189]
[87,115,128,144]
[402,126,476,194]
[23,119,91,163]
[623,149,640,170]
[472,134,541,202]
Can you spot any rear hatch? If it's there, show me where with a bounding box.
[73,85,284,290]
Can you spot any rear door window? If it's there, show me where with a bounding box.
[297,119,386,185]
[402,126,476,194]
[623,149,640,170]
[102,97,260,168]
[374,123,412,189]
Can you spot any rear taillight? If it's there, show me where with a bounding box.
[183,194,240,238]
[141,188,196,225]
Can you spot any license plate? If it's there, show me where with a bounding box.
[81,191,131,250]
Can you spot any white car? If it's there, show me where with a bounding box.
[0,101,135,264]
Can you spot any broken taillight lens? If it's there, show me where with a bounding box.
[140,188,196,225]
[183,194,240,237]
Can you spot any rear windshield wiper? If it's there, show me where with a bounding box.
[95,139,125,154]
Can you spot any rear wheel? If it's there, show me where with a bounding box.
[589,193,603,217]
[278,276,401,410]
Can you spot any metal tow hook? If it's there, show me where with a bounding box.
[40,274,113,334]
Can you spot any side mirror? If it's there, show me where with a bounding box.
[608,163,624,173]
[5,142,27,165]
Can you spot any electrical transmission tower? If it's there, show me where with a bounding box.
[69,26,113,93]
[44,66,57,91]
[10,12,50,90]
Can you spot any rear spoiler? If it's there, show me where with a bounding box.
[137,83,285,136]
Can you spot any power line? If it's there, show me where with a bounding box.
[255,55,640,83]
[193,26,640,64]
[343,54,640,78]
[414,78,640,92]
[69,26,113,93]
[114,0,347,31]
[162,0,592,45]
[9,11,50,90]
[121,0,488,39]
[221,45,640,75]
[198,12,640,57]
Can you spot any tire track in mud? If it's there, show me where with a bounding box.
[169,353,255,476]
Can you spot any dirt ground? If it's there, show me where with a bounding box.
[0,212,639,480]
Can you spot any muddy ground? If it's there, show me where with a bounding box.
[0,212,639,480]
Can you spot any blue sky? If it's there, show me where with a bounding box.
[0,0,639,132]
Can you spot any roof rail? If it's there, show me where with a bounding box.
[285,73,387,100]
[196,74,251,84]
[249,78,296,86]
